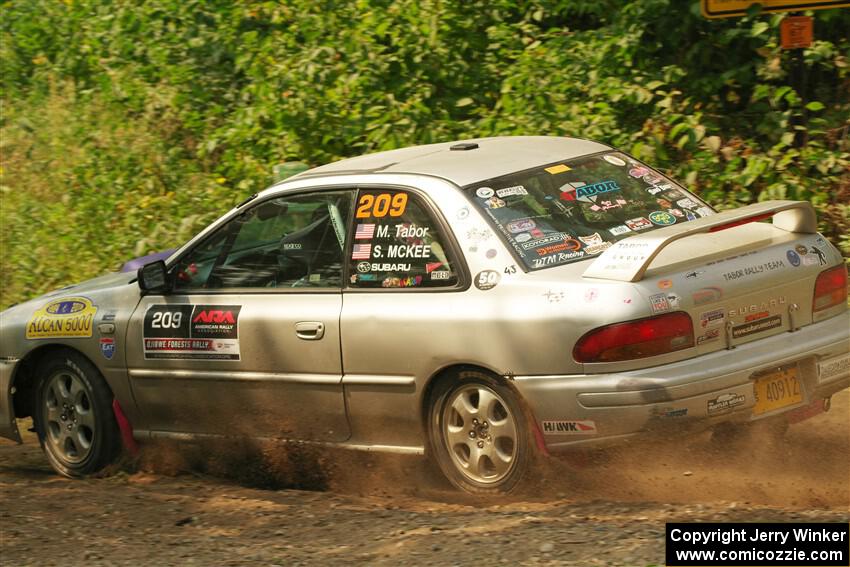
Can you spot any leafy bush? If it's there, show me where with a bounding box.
[1,0,848,307]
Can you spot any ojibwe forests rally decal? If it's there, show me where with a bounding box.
[143,304,241,360]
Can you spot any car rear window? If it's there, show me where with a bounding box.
[466,151,715,271]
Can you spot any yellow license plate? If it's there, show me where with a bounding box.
[752,367,803,416]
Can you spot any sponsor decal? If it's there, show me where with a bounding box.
[535,239,583,257]
[541,420,597,435]
[649,293,671,313]
[802,255,818,266]
[466,227,492,243]
[663,189,684,199]
[26,297,98,339]
[496,185,527,198]
[515,232,532,243]
[425,262,443,273]
[666,292,681,308]
[603,155,626,166]
[578,232,610,255]
[676,198,698,209]
[695,206,714,217]
[722,260,786,281]
[545,164,571,174]
[609,225,631,236]
[369,262,412,272]
[101,310,117,323]
[507,218,536,233]
[669,208,684,217]
[818,353,850,383]
[589,198,627,212]
[351,243,372,260]
[732,315,782,338]
[648,210,677,226]
[282,242,302,250]
[521,232,572,250]
[382,275,422,288]
[744,310,770,322]
[697,328,721,345]
[560,180,620,201]
[652,407,688,418]
[811,246,827,265]
[646,186,664,195]
[354,223,375,240]
[485,248,497,259]
[795,244,807,255]
[727,296,786,318]
[143,304,241,360]
[100,337,115,360]
[625,217,652,231]
[685,270,705,279]
[358,274,377,282]
[629,166,650,179]
[474,270,500,291]
[484,196,506,209]
[700,308,725,328]
[529,228,544,238]
[707,392,746,415]
[656,198,673,209]
[786,249,801,267]
[658,279,673,290]
[431,270,451,280]
[356,261,371,273]
[692,286,723,306]
[543,290,566,303]
[644,173,663,185]
[476,187,494,199]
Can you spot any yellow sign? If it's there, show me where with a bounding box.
[26,297,98,339]
[702,0,850,18]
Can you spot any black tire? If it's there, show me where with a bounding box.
[33,350,122,478]
[427,370,533,494]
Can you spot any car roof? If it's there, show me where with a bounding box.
[288,136,612,188]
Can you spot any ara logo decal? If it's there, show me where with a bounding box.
[192,310,236,324]
[541,420,597,435]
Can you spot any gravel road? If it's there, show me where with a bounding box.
[2,391,848,566]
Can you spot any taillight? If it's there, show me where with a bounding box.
[813,265,848,312]
[573,312,695,363]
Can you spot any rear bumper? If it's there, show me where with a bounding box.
[0,358,22,443]
[514,312,850,451]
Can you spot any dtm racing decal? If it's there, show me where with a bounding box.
[143,304,241,360]
[26,297,98,339]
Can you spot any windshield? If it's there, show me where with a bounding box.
[466,151,714,271]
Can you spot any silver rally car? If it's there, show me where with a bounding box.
[1,136,848,493]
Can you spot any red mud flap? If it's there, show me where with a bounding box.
[785,397,830,424]
[112,399,140,455]
[531,420,550,457]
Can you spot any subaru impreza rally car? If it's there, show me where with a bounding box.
[1,136,848,493]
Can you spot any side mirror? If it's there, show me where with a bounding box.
[138,260,170,294]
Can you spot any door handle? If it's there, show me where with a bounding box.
[295,321,325,340]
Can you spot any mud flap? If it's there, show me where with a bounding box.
[112,399,139,455]
[0,360,22,443]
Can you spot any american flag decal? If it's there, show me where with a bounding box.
[355,223,375,240]
[351,244,372,260]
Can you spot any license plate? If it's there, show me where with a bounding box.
[818,352,850,383]
[752,367,803,416]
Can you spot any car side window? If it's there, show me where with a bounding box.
[348,189,459,288]
[173,191,353,290]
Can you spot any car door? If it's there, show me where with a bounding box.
[125,189,353,442]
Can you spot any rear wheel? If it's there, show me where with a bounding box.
[427,371,532,494]
[34,351,121,477]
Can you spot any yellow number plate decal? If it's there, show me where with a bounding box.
[752,367,803,416]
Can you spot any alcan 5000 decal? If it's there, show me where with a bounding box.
[26,297,98,339]
[143,305,241,360]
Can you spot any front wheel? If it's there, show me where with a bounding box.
[34,350,122,477]
[427,371,533,494]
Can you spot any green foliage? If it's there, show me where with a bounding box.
[1,0,848,307]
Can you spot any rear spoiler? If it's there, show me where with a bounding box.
[583,200,817,282]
